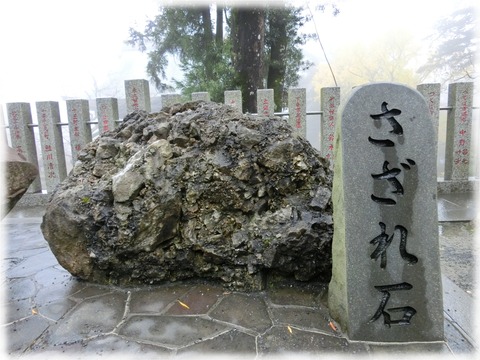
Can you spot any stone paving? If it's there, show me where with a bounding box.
[1,203,477,358]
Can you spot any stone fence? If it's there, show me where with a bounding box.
[1,79,478,198]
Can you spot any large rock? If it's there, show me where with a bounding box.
[41,102,333,290]
[2,146,38,216]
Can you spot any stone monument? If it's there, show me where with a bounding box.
[125,79,151,113]
[328,83,444,342]
[287,88,306,138]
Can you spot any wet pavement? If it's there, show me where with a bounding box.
[1,192,477,358]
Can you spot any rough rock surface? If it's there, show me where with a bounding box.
[41,101,333,290]
[2,146,38,216]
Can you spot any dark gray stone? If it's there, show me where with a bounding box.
[328,83,444,342]
[41,101,333,290]
[38,292,128,346]
[119,316,228,348]
[257,326,368,354]
[2,146,39,215]
[178,329,256,354]
[209,293,272,333]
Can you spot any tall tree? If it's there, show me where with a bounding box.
[127,4,312,112]
[230,8,266,112]
[265,6,312,111]
[418,6,477,83]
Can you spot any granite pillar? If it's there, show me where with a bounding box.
[328,83,443,342]
[6,103,42,192]
[287,88,306,138]
[35,101,67,192]
[66,99,92,164]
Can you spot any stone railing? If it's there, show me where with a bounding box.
[1,79,478,200]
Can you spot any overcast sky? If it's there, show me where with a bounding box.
[0,0,475,107]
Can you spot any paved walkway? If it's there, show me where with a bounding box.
[1,192,477,358]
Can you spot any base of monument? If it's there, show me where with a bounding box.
[16,192,51,207]
[437,178,479,194]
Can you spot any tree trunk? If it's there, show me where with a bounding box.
[231,8,265,113]
[266,9,288,112]
[216,6,223,47]
[201,7,214,79]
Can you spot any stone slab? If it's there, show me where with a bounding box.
[6,102,42,192]
[125,79,151,113]
[328,82,444,342]
[191,92,210,102]
[224,90,242,112]
[96,97,119,134]
[119,316,228,348]
[287,88,306,138]
[66,99,92,164]
[178,329,256,354]
[257,89,274,117]
[209,293,272,333]
[257,326,368,354]
[161,93,182,108]
[444,82,473,181]
[416,83,441,143]
[320,87,340,164]
[35,101,67,192]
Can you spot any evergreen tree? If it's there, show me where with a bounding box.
[127,4,313,112]
[418,7,477,83]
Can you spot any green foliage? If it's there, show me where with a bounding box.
[418,7,477,83]
[265,6,314,110]
[175,39,237,103]
[128,7,218,92]
[127,4,313,110]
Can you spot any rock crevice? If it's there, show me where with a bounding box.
[41,102,333,290]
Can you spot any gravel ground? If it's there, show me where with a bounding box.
[439,221,477,296]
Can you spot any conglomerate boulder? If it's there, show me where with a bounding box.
[41,101,333,290]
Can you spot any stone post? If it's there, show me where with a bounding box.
[444,82,473,181]
[257,89,274,117]
[416,83,441,143]
[161,94,182,108]
[35,101,67,192]
[125,79,151,113]
[66,99,92,165]
[6,103,42,192]
[192,92,210,102]
[96,98,119,134]
[329,83,443,342]
[224,90,242,112]
[320,87,340,164]
[287,88,306,138]
[0,104,7,145]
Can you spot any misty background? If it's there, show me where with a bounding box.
[0,0,478,177]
